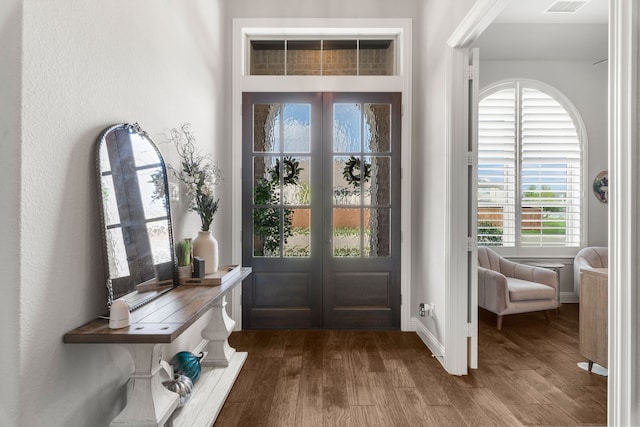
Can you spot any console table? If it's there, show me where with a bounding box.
[579,267,608,372]
[64,267,251,427]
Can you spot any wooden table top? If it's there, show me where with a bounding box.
[63,267,251,344]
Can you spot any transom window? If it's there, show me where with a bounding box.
[249,38,395,76]
[477,80,584,250]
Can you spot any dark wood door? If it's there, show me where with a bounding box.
[321,92,401,329]
[242,92,401,329]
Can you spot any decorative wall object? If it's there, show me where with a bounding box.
[593,170,608,203]
[95,123,177,310]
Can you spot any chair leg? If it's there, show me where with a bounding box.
[497,315,503,330]
[544,310,550,323]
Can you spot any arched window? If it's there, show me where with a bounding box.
[477,80,585,251]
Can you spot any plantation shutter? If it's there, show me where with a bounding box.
[477,81,582,249]
[477,87,516,246]
[520,87,581,247]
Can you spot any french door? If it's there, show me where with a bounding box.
[242,92,401,329]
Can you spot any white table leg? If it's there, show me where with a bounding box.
[111,343,180,427]
[200,295,236,367]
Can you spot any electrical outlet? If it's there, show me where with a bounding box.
[419,303,426,317]
[426,303,435,318]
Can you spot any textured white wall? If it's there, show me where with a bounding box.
[412,0,478,351]
[13,0,428,425]
[0,0,22,423]
[479,60,609,248]
[226,0,419,18]
[19,1,226,425]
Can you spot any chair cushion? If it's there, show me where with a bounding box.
[507,277,555,302]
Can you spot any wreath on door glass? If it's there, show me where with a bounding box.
[343,156,371,188]
[269,156,302,185]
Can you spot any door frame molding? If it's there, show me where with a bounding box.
[608,0,639,424]
[231,18,413,330]
[445,0,510,376]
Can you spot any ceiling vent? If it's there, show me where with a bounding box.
[545,0,590,13]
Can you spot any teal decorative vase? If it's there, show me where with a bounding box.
[171,351,204,384]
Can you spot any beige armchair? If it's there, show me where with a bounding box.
[573,247,608,297]
[478,247,559,330]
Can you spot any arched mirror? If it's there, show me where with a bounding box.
[96,123,177,310]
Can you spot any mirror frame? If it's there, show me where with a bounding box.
[95,122,177,310]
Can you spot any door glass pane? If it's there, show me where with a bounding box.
[101,175,121,226]
[364,103,391,152]
[106,227,129,278]
[333,208,361,257]
[364,208,391,257]
[283,104,311,153]
[333,156,362,205]
[140,167,169,219]
[147,219,172,264]
[283,156,310,205]
[253,208,280,257]
[334,103,361,152]
[366,156,390,205]
[253,156,280,204]
[254,104,280,152]
[253,154,282,258]
[286,208,310,257]
[359,155,373,205]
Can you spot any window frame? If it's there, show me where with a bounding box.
[477,79,588,258]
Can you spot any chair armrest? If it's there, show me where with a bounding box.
[477,266,509,314]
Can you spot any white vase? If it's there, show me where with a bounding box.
[193,231,219,274]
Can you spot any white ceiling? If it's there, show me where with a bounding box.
[495,0,608,24]
[473,0,608,60]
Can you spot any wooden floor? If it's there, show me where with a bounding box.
[214,304,606,426]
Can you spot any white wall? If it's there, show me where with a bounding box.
[15,1,226,425]
[478,60,609,248]
[0,0,22,422]
[412,0,477,358]
[226,0,419,19]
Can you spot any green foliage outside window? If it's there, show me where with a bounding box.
[477,221,503,245]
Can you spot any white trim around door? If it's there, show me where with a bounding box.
[231,18,413,331]
[608,0,639,425]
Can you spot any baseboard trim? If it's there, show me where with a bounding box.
[411,317,445,361]
[561,291,579,304]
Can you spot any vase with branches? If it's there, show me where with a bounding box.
[169,123,223,273]
[169,123,223,231]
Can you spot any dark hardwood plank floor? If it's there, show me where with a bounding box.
[215,304,606,426]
